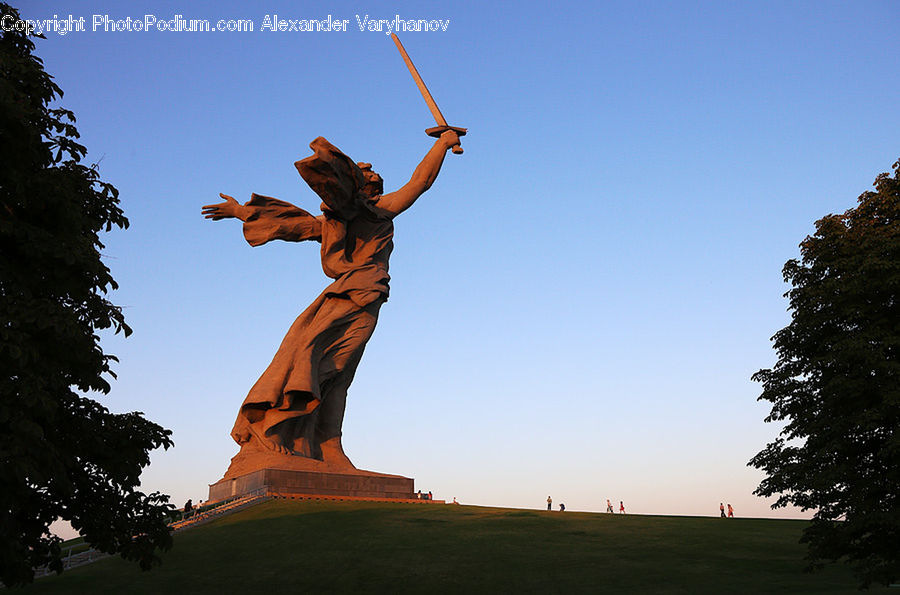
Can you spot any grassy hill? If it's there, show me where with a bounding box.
[21,500,881,594]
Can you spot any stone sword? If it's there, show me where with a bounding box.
[391,32,467,154]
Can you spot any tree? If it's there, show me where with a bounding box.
[0,4,174,586]
[750,158,900,588]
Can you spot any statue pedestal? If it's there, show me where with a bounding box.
[208,467,415,502]
[207,447,414,502]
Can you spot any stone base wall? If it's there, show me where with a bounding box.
[209,468,415,503]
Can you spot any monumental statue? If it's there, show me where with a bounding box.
[202,129,460,475]
[202,35,464,499]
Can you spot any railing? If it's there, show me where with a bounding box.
[169,487,270,530]
[43,488,272,576]
[32,541,111,577]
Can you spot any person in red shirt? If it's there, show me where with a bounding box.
[727,503,734,518]
[619,501,626,514]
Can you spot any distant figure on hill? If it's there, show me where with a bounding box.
[727,503,734,518]
[606,499,614,513]
[547,496,552,511]
[720,502,726,518]
[183,499,193,515]
[559,503,566,512]
[619,501,626,514]
[452,497,458,504]
[427,491,432,500]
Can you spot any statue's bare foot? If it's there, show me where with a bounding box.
[320,437,356,470]
[267,435,293,455]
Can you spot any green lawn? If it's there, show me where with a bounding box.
[22,500,883,593]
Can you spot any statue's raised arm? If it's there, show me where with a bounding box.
[373,128,460,218]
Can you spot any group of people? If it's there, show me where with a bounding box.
[182,498,205,518]
[606,499,625,514]
[543,497,738,518]
[547,496,566,511]
[545,497,626,513]
[416,490,433,500]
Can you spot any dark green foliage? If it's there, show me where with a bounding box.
[750,159,900,588]
[0,3,173,586]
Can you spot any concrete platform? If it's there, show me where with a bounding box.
[208,467,415,503]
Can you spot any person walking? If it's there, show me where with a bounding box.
[727,503,734,518]
[720,502,726,518]
[547,496,552,511]
[619,501,626,514]
[606,499,614,513]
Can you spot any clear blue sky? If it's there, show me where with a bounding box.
[16,0,899,530]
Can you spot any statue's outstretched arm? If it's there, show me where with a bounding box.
[203,193,322,247]
[375,129,459,218]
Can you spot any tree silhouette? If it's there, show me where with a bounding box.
[751,158,900,588]
[0,3,174,586]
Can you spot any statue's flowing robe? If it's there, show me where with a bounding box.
[230,137,393,454]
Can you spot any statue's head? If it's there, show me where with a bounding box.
[357,162,383,198]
